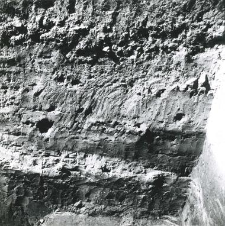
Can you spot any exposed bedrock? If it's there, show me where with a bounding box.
[0,0,225,225]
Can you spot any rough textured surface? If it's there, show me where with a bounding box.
[0,0,224,225]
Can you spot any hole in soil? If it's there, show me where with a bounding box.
[77,108,84,114]
[155,89,166,98]
[84,106,92,117]
[71,79,81,85]
[67,0,76,13]
[35,0,55,9]
[55,74,65,83]
[174,113,185,121]
[143,129,155,144]
[36,118,54,133]
[152,174,165,189]
[46,104,56,112]
[30,32,40,43]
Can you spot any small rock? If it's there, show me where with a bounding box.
[185,77,198,90]
[12,17,22,28]
[74,200,83,208]
[80,207,86,213]
[103,46,110,52]
[198,73,210,92]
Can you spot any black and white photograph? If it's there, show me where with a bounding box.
[0,0,225,225]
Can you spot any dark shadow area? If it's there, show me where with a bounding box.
[36,118,54,133]
[0,164,189,226]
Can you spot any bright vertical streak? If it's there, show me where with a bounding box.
[207,62,225,177]
[182,48,225,225]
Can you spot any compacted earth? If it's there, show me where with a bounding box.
[0,0,225,225]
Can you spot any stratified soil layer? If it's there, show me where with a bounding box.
[0,0,224,225]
